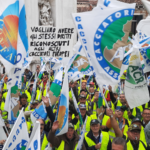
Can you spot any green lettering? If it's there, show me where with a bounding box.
[135,76,144,84]
[129,66,139,72]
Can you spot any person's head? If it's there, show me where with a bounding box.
[81,82,86,90]
[79,95,86,104]
[113,92,118,99]
[115,107,124,119]
[4,76,8,83]
[90,119,100,135]
[66,123,75,140]
[79,104,86,117]
[142,108,150,123]
[127,124,141,142]
[120,93,126,105]
[37,119,45,134]
[112,137,127,150]
[43,74,48,82]
[68,111,73,122]
[36,65,40,74]
[131,118,142,129]
[89,87,94,94]
[94,91,99,98]
[50,70,54,76]
[20,94,28,106]
[31,101,39,109]
[80,89,87,97]
[29,84,33,92]
[85,75,89,81]
[25,69,29,73]
[69,81,73,88]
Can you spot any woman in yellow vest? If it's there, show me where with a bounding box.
[48,121,86,150]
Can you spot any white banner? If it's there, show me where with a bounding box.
[72,2,136,86]
[125,48,149,108]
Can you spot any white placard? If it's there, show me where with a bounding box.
[28,26,74,57]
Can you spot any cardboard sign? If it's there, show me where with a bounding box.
[28,26,74,57]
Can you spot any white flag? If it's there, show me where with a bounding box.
[3,109,29,150]
[26,121,40,150]
[0,127,7,141]
[0,0,28,73]
[72,2,135,86]
[125,47,149,108]
[55,69,69,136]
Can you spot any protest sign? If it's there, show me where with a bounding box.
[28,27,74,57]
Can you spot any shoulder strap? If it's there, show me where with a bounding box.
[139,140,147,150]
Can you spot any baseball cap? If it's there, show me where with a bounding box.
[90,119,99,126]
[128,124,141,132]
[68,123,74,129]
[79,104,86,109]
[32,100,39,104]
[132,118,142,124]
[115,106,121,111]
[79,95,86,99]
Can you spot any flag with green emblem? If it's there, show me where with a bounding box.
[125,47,149,108]
[49,66,63,105]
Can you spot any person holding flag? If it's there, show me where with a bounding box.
[36,72,49,101]
[48,121,86,150]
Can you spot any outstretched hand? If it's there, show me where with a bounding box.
[42,96,50,107]
[52,121,59,132]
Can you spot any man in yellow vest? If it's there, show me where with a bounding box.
[48,121,86,150]
[106,108,149,150]
[20,94,30,111]
[84,119,111,150]
[106,106,129,141]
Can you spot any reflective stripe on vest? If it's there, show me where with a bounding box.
[57,140,77,150]
[108,128,116,141]
[85,131,109,150]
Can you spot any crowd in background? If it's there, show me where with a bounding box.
[0,64,150,150]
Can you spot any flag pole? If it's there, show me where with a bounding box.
[49,58,52,89]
